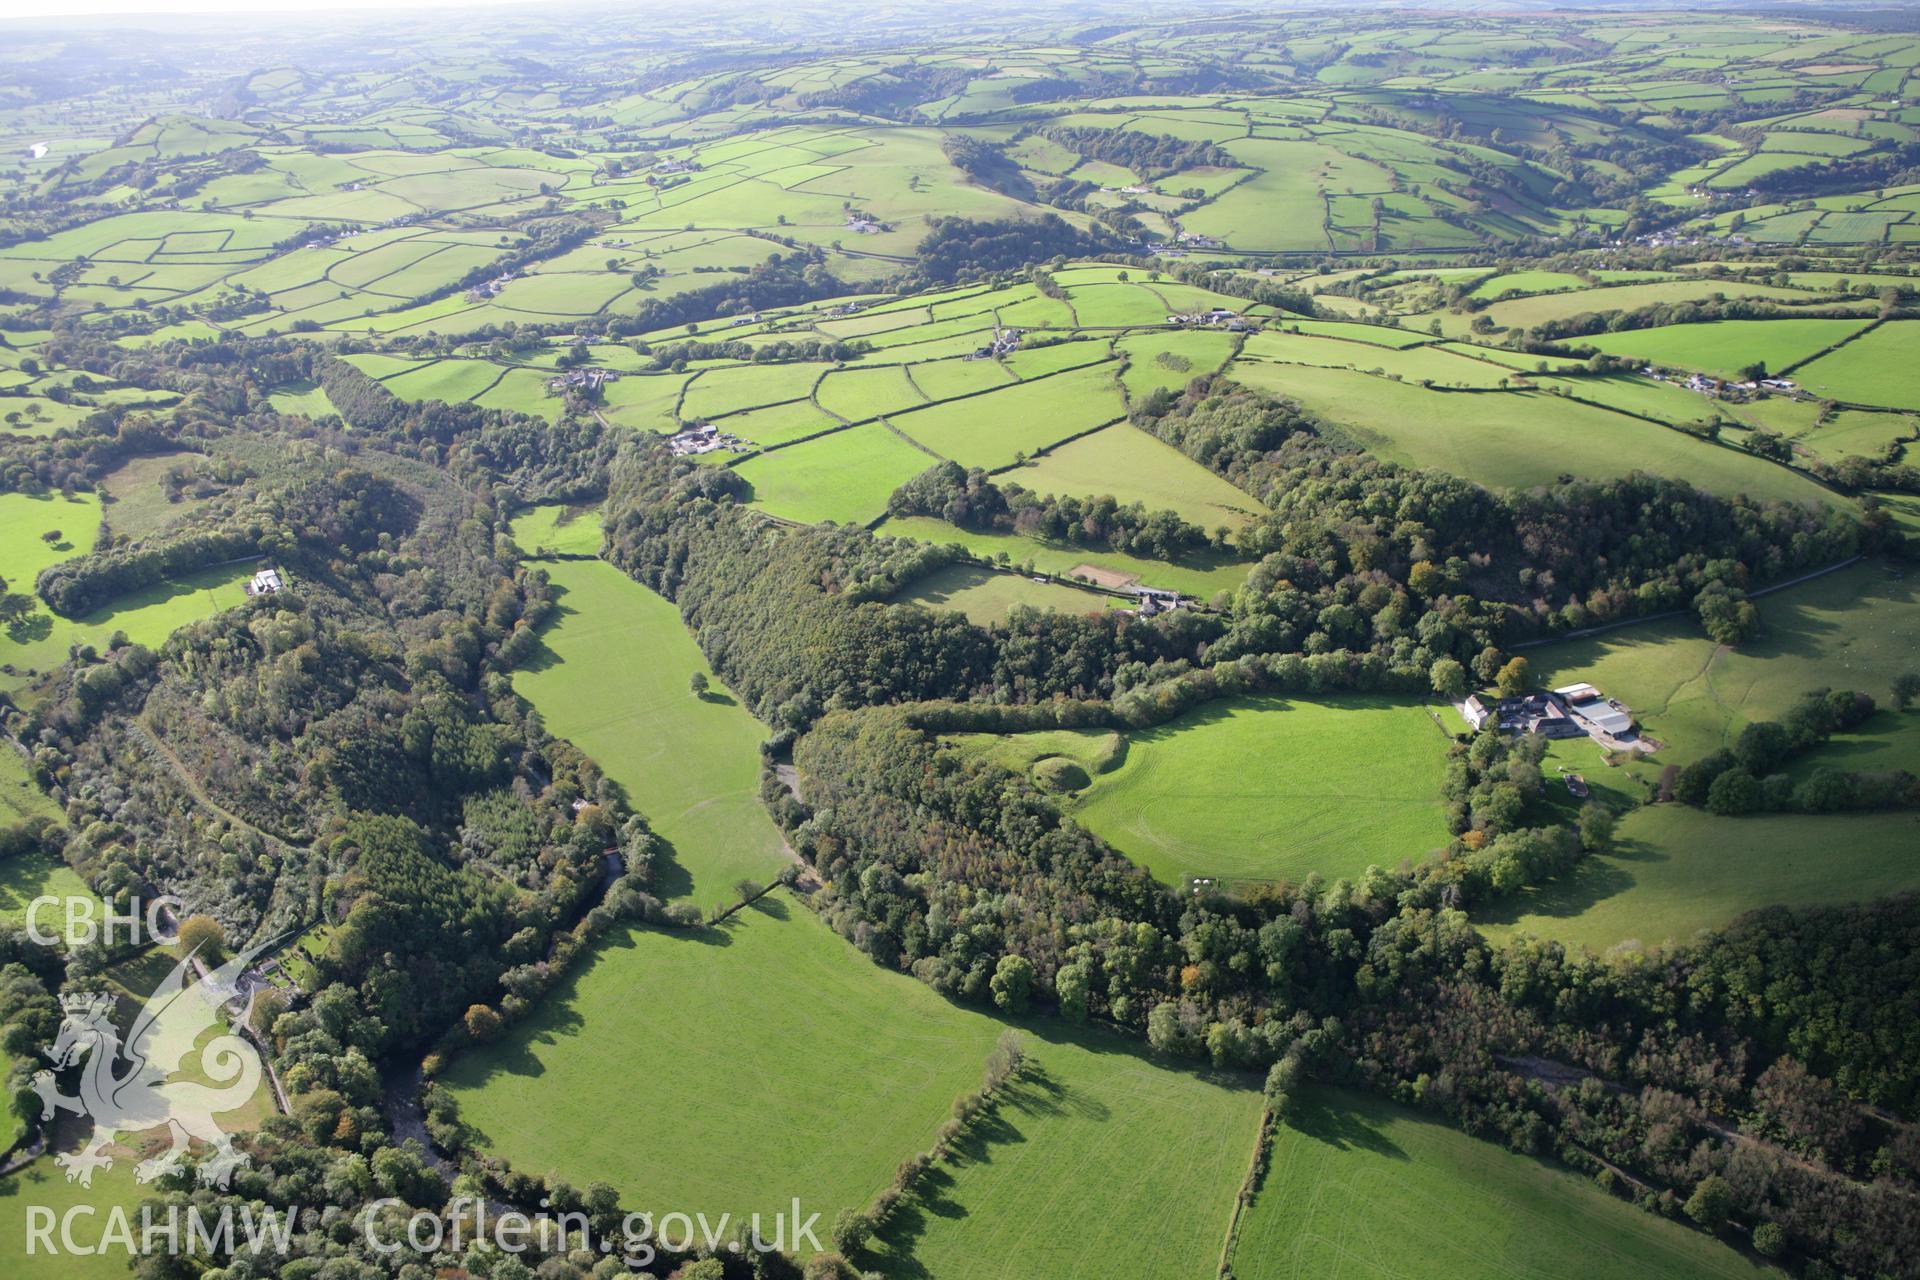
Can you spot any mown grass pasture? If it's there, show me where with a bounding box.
[890,364,1126,469]
[736,425,935,526]
[1790,321,1920,409]
[507,503,603,558]
[1011,424,1265,533]
[957,695,1453,888]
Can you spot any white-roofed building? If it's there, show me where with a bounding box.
[1555,683,1633,736]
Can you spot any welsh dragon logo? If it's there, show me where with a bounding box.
[31,940,271,1189]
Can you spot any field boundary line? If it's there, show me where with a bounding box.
[875,414,946,460]
[1776,314,1884,377]
[1217,1104,1272,1277]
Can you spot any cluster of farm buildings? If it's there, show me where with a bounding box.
[966,327,1023,359]
[1168,307,1250,330]
[546,367,619,395]
[1643,367,1800,399]
[667,421,753,456]
[1460,682,1639,746]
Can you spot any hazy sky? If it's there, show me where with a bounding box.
[0,0,531,16]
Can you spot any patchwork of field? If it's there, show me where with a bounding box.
[10,16,1920,1278]
[456,550,1273,1274]
[452,541,1767,1280]
[952,695,1454,888]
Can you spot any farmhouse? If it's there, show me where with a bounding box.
[1130,585,1183,616]
[1492,691,1583,738]
[247,566,285,596]
[1461,694,1491,730]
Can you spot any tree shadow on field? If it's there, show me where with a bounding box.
[1471,838,1656,928]
[1283,1092,1408,1161]
[441,923,695,1090]
[512,581,578,676]
[862,1062,1115,1274]
[747,892,789,920]
[647,833,695,902]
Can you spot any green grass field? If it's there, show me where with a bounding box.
[507,503,603,558]
[864,1020,1263,1279]
[446,899,1269,1274]
[892,563,1120,625]
[443,903,1009,1245]
[1229,363,1834,507]
[1477,805,1920,954]
[0,1139,150,1280]
[1011,424,1265,533]
[0,745,60,825]
[1790,321,1920,409]
[1478,279,1826,331]
[459,549,1277,1278]
[1579,318,1872,381]
[0,490,99,587]
[1232,1088,1775,1280]
[877,515,1251,598]
[0,563,253,696]
[890,365,1126,470]
[737,425,935,526]
[958,695,1453,888]
[267,381,338,419]
[510,559,788,903]
[0,847,93,943]
[96,452,212,542]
